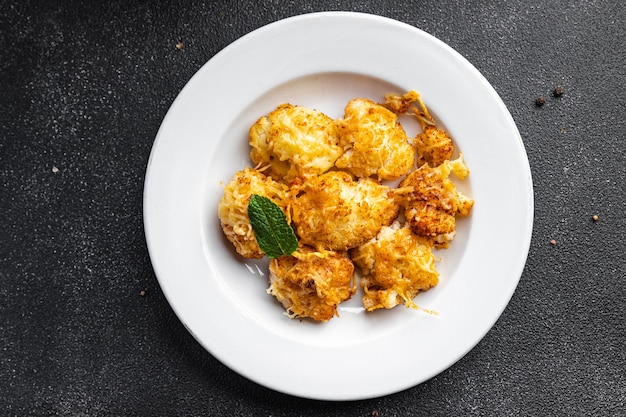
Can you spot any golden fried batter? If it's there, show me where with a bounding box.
[382,90,422,114]
[383,90,454,168]
[268,246,356,321]
[335,98,415,180]
[291,171,400,251]
[351,222,439,311]
[399,155,474,248]
[249,104,343,182]
[218,168,291,258]
[219,91,474,321]
[415,126,454,167]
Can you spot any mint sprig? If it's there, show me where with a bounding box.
[248,194,298,258]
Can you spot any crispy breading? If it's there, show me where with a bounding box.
[382,90,422,115]
[383,91,454,168]
[249,104,343,183]
[218,168,291,258]
[350,222,439,311]
[335,98,415,180]
[291,171,400,251]
[415,126,454,167]
[219,92,475,321]
[399,155,474,247]
[268,246,356,321]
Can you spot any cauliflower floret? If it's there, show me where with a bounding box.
[382,90,422,114]
[350,222,439,311]
[218,168,291,258]
[383,90,454,167]
[398,155,474,248]
[414,126,454,167]
[249,104,343,183]
[335,98,415,180]
[291,171,400,251]
[268,246,356,321]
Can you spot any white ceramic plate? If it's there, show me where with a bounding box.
[144,12,533,401]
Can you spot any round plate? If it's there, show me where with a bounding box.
[144,12,533,401]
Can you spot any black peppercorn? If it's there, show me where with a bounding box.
[553,86,564,97]
[535,96,546,106]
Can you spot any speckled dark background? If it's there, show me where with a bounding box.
[1,1,625,416]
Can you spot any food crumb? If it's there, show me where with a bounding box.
[52,166,59,173]
[550,239,556,246]
[175,42,184,50]
[535,96,546,106]
[140,289,146,297]
[553,86,565,97]
[592,215,599,221]
[371,410,380,417]
[560,127,566,133]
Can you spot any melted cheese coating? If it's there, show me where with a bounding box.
[218,168,291,258]
[249,103,343,182]
[335,98,415,180]
[350,222,439,311]
[268,246,356,321]
[219,93,474,320]
[399,154,474,248]
[291,171,400,251]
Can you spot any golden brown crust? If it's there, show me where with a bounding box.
[268,246,356,321]
[218,168,291,258]
[249,104,342,183]
[415,126,454,168]
[399,156,474,247]
[381,90,422,115]
[351,222,439,311]
[219,92,475,319]
[291,171,400,251]
[335,98,415,180]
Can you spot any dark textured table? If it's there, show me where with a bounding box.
[2,1,625,416]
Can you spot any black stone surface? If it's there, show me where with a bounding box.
[1,1,625,416]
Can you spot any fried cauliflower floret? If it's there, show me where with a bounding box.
[382,90,422,114]
[399,155,474,248]
[383,90,434,125]
[335,98,415,180]
[249,104,343,183]
[383,91,453,167]
[268,246,356,321]
[291,171,400,251]
[351,222,439,311]
[415,126,454,167]
[218,168,291,258]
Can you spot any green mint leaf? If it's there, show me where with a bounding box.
[248,194,298,258]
